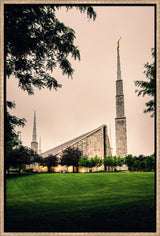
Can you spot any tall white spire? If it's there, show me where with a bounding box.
[115,38,127,157]
[116,39,125,118]
[32,110,37,142]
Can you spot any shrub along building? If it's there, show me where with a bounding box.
[32,39,128,172]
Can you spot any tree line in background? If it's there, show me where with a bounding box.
[6,146,155,174]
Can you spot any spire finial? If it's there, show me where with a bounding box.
[117,37,121,50]
[117,38,122,80]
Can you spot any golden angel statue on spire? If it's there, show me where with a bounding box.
[117,37,121,50]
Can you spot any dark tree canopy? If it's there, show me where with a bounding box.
[5,5,96,95]
[43,154,59,172]
[124,154,155,172]
[6,145,42,172]
[61,147,82,172]
[135,48,155,117]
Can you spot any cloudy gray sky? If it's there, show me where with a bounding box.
[7,5,155,156]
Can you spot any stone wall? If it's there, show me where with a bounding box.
[56,125,111,160]
[116,79,123,95]
[71,127,104,158]
[116,95,125,118]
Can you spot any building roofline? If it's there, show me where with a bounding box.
[41,124,106,157]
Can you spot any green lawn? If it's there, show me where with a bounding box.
[5,172,155,232]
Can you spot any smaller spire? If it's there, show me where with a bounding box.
[39,137,42,154]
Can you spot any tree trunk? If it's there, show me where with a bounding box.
[73,166,75,173]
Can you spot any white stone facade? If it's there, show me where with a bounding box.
[42,125,112,160]
[115,118,127,157]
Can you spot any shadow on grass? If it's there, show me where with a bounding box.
[5,198,156,232]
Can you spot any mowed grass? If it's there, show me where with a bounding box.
[5,172,155,232]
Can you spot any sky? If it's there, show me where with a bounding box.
[7,5,155,156]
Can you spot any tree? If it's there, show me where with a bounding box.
[135,48,155,117]
[5,5,96,166]
[7,145,41,173]
[78,156,102,172]
[6,101,26,155]
[93,156,103,171]
[61,147,82,172]
[134,159,141,171]
[135,155,146,171]
[145,155,155,172]
[78,156,89,168]
[43,154,58,173]
[87,158,96,172]
[124,154,135,171]
[5,5,96,95]
[112,156,118,171]
[124,154,155,172]
[103,156,113,172]
[117,156,124,168]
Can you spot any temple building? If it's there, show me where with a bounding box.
[42,125,112,159]
[41,124,112,172]
[31,40,128,172]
